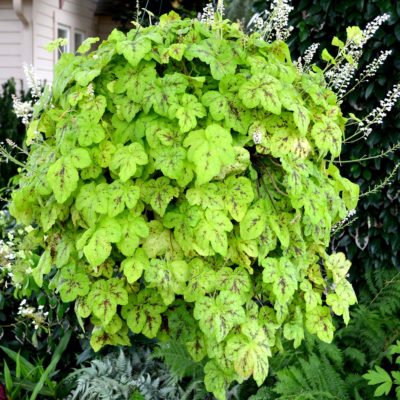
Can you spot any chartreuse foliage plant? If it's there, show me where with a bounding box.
[9,7,360,400]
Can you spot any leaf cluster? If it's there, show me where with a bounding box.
[264,0,400,278]
[9,11,359,399]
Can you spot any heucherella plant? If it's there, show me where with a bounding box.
[8,1,400,399]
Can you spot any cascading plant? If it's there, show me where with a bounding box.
[8,3,372,399]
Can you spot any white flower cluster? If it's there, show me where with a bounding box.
[358,50,392,81]
[6,138,17,149]
[294,43,320,73]
[12,94,33,125]
[357,83,400,139]
[303,43,320,65]
[0,211,34,289]
[358,13,391,47]
[18,299,48,330]
[23,63,42,99]
[0,237,15,272]
[248,0,293,42]
[87,83,95,97]
[200,3,215,25]
[11,63,45,125]
[326,13,391,97]
[252,15,265,32]
[135,0,141,19]
[216,0,225,17]
[270,0,294,41]
[331,209,357,233]
[327,63,357,97]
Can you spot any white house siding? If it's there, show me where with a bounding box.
[0,0,115,89]
[0,0,33,89]
[33,0,98,84]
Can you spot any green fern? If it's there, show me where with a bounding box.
[362,269,400,316]
[153,341,204,380]
[273,351,350,400]
[130,391,145,400]
[338,269,400,362]
[249,387,274,399]
[154,340,244,400]
[153,341,213,400]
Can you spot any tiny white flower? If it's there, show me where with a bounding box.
[23,63,42,98]
[200,3,215,25]
[253,129,263,145]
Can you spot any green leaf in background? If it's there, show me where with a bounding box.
[363,366,393,397]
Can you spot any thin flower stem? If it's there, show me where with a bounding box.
[369,272,400,306]
[331,216,358,236]
[332,142,400,164]
[359,162,400,198]
[340,75,369,99]
[0,147,26,168]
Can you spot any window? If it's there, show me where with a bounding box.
[74,30,85,53]
[57,24,70,55]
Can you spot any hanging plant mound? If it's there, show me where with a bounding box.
[10,11,359,400]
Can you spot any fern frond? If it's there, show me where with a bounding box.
[153,341,204,380]
[248,386,275,399]
[359,269,400,316]
[272,350,350,400]
[317,341,343,369]
[343,347,367,368]
[179,379,208,400]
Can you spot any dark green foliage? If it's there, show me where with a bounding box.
[363,339,400,398]
[154,341,205,380]
[337,269,400,362]
[0,332,71,400]
[0,79,28,195]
